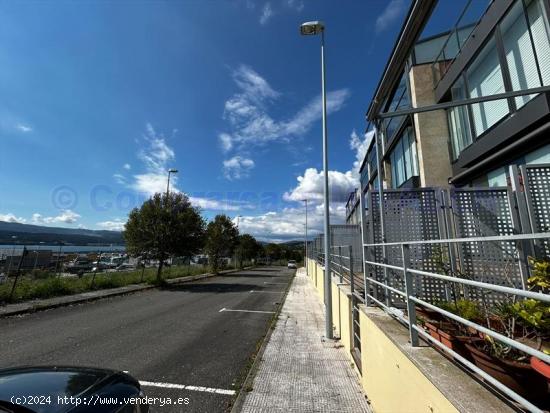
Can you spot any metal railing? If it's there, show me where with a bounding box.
[363,232,550,413]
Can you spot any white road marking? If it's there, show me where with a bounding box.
[249,290,283,293]
[219,308,275,314]
[140,380,236,396]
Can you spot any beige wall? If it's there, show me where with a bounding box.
[409,64,453,188]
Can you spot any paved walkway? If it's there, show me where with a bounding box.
[240,268,371,413]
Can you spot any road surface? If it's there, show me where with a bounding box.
[0,266,294,412]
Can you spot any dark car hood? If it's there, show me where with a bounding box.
[0,366,139,413]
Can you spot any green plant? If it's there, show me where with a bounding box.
[527,256,550,292]
[510,299,550,333]
[438,299,483,321]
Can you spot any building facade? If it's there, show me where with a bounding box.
[347,0,550,223]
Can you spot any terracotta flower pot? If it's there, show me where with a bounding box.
[424,322,473,362]
[464,339,548,403]
[531,356,550,382]
[415,306,444,323]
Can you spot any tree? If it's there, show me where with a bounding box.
[205,215,239,273]
[236,234,262,268]
[123,192,205,282]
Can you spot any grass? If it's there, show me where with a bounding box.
[0,264,215,304]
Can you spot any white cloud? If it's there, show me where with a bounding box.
[97,219,126,231]
[221,65,350,158]
[32,210,81,225]
[260,2,273,24]
[189,197,243,212]
[0,213,26,224]
[286,0,304,12]
[237,203,346,242]
[283,167,358,203]
[113,174,127,185]
[350,129,374,177]
[223,156,255,180]
[15,124,32,133]
[219,133,233,152]
[131,123,177,195]
[123,163,131,170]
[375,0,406,34]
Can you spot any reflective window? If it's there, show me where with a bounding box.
[448,76,473,159]
[467,36,510,137]
[526,0,550,85]
[501,0,541,108]
[389,127,419,188]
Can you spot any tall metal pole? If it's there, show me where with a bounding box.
[321,30,333,339]
[166,171,172,198]
[303,199,308,274]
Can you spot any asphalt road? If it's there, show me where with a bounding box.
[0,266,295,413]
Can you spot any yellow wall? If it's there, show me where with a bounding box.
[339,287,353,354]
[331,281,341,338]
[359,309,459,413]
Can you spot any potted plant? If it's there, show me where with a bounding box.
[521,257,550,382]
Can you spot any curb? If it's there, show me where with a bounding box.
[0,267,252,318]
[229,268,297,413]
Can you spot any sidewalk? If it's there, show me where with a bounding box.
[239,268,371,413]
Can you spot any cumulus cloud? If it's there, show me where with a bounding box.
[0,213,26,224]
[131,123,177,195]
[97,219,126,231]
[259,2,273,24]
[32,210,81,225]
[283,167,358,203]
[223,156,255,180]
[123,163,131,170]
[237,203,346,242]
[375,0,406,34]
[350,129,374,176]
[219,65,350,179]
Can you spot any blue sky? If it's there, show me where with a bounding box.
[0,0,469,241]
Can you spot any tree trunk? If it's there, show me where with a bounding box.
[157,259,164,282]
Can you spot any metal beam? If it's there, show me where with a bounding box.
[374,85,550,119]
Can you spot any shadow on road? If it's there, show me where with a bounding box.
[162,283,255,294]
[222,272,291,279]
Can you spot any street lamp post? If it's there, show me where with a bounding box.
[302,199,308,275]
[300,20,333,339]
[234,215,241,269]
[166,168,178,197]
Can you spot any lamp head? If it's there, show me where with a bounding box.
[300,21,324,36]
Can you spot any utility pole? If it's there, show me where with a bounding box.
[302,199,308,275]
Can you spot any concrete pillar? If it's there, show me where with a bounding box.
[408,64,453,187]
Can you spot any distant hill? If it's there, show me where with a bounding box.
[0,221,124,245]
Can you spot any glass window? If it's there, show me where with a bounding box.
[525,143,550,164]
[384,73,410,141]
[487,167,508,187]
[526,0,550,85]
[447,76,473,159]
[389,127,419,188]
[501,1,541,109]
[467,36,510,137]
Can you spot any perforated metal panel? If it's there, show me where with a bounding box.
[451,188,523,302]
[524,165,550,256]
[366,189,448,305]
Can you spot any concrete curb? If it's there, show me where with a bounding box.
[0,267,252,318]
[229,267,297,413]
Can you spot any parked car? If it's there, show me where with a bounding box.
[64,258,93,276]
[287,260,297,269]
[0,366,148,412]
[115,263,136,272]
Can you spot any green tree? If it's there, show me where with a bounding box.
[205,215,239,273]
[123,192,205,282]
[236,234,262,268]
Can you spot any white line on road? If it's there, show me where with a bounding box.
[249,290,284,293]
[140,380,236,396]
[219,308,275,314]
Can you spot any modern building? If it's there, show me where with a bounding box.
[347,0,550,223]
